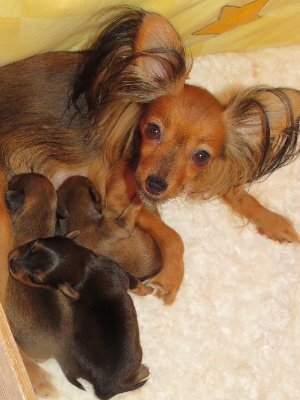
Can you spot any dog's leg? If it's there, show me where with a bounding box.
[223,187,299,242]
[137,206,184,305]
[116,196,143,236]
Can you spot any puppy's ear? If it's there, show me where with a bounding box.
[5,190,25,211]
[88,184,102,214]
[58,283,80,300]
[56,203,69,219]
[64,230,81,240]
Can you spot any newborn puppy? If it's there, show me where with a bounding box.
[57,175,162,282]
[5,173,72,370]
[9,233,150,400]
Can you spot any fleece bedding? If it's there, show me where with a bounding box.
[35,44,300,400]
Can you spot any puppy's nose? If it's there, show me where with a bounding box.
[145,175,168,196]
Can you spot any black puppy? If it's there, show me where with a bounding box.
[8,233,149,400]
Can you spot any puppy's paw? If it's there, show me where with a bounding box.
[256,211,299,243]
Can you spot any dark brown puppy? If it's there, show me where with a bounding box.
[9,234,150,400]
[5,173,71,395]
[57,175,162,282]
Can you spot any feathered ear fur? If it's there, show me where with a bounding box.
[72,6,189,167]
[192,86,300,199]
[225,86,300,183]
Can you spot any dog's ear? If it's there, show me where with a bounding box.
[64,230,81,240]
[134,13,187,81]
[58,283,80,300]
[56,203,69,219]
[224,86,300,183]
[5,190,25,212]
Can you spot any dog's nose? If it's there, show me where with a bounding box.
[145,175,168,196]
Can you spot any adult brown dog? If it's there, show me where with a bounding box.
[0,6,299,315]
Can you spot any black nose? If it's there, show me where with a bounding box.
[145,175,168,196]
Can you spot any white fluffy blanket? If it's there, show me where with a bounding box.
[39,44,300,400]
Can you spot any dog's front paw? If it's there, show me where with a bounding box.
[256,211,299,243]
[148,265,184,305]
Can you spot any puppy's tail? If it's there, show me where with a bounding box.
[65,373,86,391]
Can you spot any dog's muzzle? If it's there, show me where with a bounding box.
[145,175,168,196]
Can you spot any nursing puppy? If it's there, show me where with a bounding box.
[9,234,150,400]
[5,173,71,396]
[57,175,162,282]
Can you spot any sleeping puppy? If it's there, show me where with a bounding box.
[8,233,150,400]
[5,173,72,395]
[57,175,162,282]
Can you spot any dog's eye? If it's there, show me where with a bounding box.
[192,150,211,167]
[144,123,161,141]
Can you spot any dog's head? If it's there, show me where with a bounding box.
[8,232,88,300]
[135,85,300,202]
[136,84,227,202]
[73,8,300,203]
[6,173,58,215]
[57,175,102,235]
[5,173,67,244]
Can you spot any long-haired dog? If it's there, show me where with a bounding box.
[9,233,150,400]
[0,8,300,393]
[5,173,71,396]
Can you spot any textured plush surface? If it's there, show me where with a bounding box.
[39,44,300,400]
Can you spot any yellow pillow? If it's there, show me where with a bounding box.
[1,0,300,66]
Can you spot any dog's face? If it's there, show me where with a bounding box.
[135,84,227,202]
[8,235,87,299]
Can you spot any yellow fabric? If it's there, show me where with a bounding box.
[0,0,299,66]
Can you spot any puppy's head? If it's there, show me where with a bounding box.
[57,175,102,214]
[8,232,87,300]
[5,173,65,241]
[57,176,102,235]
